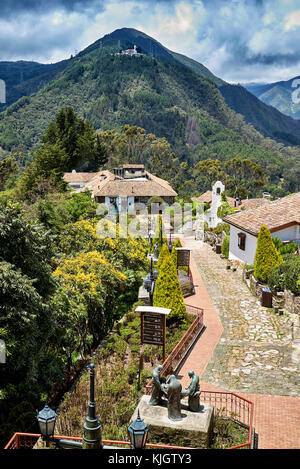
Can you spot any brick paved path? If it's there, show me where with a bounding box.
[179,237,300,449]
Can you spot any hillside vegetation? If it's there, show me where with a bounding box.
[0,29,300,197]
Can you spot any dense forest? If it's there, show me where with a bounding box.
[0,111,151,446]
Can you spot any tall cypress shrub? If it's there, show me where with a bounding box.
[254,225,283,283]
[153,255,187,322]
[156,244,171,270]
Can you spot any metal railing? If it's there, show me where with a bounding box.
[200,391,254,449]
[145,305,204,394]
[4,433,196,450]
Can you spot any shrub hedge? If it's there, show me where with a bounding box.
[254,225,283,283]
[268,254,300,295]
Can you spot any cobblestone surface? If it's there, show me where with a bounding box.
[189,241,300,396]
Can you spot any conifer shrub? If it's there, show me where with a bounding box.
[153,255,187,323]
[254,225,283,283]
[152,214,167,250]
[156,244,171,270]
[171,246,177,266]
[222,235,230,259]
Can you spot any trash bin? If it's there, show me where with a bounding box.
[216,243,221,254]
[261,287,272,308]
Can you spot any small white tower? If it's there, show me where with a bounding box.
[206,181,225,228]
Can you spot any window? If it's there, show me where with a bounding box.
[238,232,246,251]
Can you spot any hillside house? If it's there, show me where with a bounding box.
[64,164,177,213]
[223,192,300,265]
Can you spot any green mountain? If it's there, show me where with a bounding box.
[0,27,300,183]
[245,77,300,121]
[0,59,69,113]
[2,28,300,148]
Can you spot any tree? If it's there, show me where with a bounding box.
[153,255,187,322]
[152,214,167,250]
[0,202,56,297]
[254,225,283,283]
[0,157,18,191]
[17,107,108,200]
[53,251,127,347]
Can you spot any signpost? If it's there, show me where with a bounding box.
[135,306,171,375]
[176,248,191,269]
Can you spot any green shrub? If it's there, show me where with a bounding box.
[156,244,171,270]
[153,255,187,322]
[254,225,283,283]
[222,235,230,259]
[272,238,298,256]
[268,254,300,295]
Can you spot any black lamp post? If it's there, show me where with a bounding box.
[82,363,102,449]
[127,410,149,449]
[36,364,100,449]
[168,230,173,253]
[143,256,159,306]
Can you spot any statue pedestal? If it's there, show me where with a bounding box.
[131,395,214,449]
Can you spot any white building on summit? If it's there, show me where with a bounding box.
[122,45,139,56]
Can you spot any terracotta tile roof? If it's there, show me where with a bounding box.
[224,193,300,235]
[63,171,99,183]
[239,198,269,210]
[122,164,145,169]
[192,191,235,207]
[94,178,177,197]
[64,168,177,198]
[192,191,213,204]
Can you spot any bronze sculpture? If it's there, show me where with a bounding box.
[149,365,166,406]
[161,374,182,421]
[149,366,200,420]
[182,370,200,412]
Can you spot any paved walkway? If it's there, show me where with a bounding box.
[179,237,300,449]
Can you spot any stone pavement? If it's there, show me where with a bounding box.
[178,237,300,449]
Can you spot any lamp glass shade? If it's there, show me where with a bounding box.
[37,404,58,438]
[127,411,149,449]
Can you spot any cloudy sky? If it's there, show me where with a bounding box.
[1,0,300,84]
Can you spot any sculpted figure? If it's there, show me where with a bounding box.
[182,370,200,412]
[161,374,182,421]
[149,365,166,406]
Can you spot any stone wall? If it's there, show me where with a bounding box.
[246,274,300,315]
[203,230,225,248]
[284,289,300,315]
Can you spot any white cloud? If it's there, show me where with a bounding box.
[284,9,300,30]
[0,0,300,84]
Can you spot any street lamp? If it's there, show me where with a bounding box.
[127,410,149,449]
[168,230,173,253]
[143,256,159,306]
[36,403,59,440]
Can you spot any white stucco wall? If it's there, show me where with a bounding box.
[271,225,299,242]
[228,226,258,265]
[229,223,300,265]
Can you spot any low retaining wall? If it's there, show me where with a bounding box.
[245,272,300,315]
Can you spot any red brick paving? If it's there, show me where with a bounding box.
[180,239,300,449]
